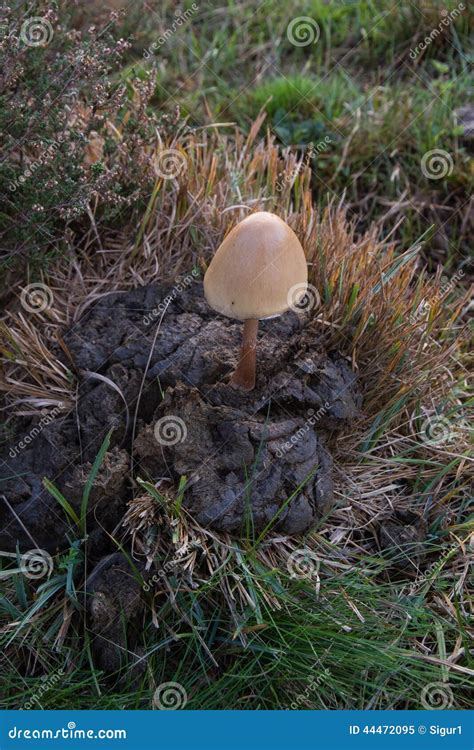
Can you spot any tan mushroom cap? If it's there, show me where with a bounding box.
[204,212,308,320]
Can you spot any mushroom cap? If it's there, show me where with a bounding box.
[204,211,308,320]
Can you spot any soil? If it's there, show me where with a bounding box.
[376,510,428,568]
[86,552,146,675]
[0,281,362,658]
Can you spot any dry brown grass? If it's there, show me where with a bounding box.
[1,123,471,625]
[0,123,472,712]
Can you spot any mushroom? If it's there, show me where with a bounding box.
[204,211,308,391]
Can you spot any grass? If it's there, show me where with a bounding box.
[1,528,472,709]
[3,573,468,709]
[0,0,472,712]
[133,0,473,270]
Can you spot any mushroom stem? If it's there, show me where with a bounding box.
[231,318,259,391]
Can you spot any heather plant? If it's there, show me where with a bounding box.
[0,2,158,276]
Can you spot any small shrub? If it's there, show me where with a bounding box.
[0,1,158,275]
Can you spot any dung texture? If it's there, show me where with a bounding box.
[0,282,361,552]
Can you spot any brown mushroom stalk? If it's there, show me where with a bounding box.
[203,211,308,392]
[230,318,259,391]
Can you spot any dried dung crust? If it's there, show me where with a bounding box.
[0,283,361,552]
